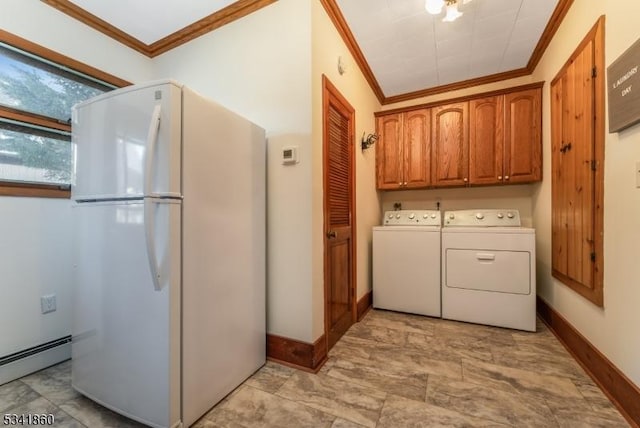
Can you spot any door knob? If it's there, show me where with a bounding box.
[326,230,337,239]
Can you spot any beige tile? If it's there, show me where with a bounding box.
[490,347,590,381]
[377,394,505,427]
[344,322,408,347]
[405,331,494,362]
[361,310,437,336]
[20,365,80,405]
[276,372,386,428]
[368,345,463,380]
[0,380,40,413]
[59,395,145,428]
[330,417,367,428]
[197,385,335,428]
[326,355,428,401]
[4,396,85,428]
[244,361,296,393]
[426,376,556,427]
[462,358,583,401]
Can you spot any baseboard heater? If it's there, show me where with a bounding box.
[0,336,72,367]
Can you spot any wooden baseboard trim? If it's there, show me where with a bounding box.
[357,290,372,321]
[537,296,640,427]
[266,333,327,373]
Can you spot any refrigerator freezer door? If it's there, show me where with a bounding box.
[72,200,181,428]
[72,82,182,200]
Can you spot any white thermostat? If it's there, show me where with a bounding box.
[282,146,299,165]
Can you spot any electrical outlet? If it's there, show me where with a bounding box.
[41,294,56,314]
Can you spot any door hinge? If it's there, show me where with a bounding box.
[592,67,597,78]
[591,252,596,262]
[591,160,597,171]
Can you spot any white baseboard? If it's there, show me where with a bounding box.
[0,342,71,385]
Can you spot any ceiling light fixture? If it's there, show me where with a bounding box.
[425,0,472,22]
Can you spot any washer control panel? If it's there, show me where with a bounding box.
[443,209,521,227]
[383,210,441,226]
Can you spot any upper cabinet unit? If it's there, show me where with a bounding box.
[376,109,431,190]
[431,102,469,187]
[504,89,542,183]
[375,83,543,190]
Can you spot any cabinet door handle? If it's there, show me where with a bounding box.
[505,175,510,180]
[498,175,502,180]
[463,177,468,182]
[403,182,407,186]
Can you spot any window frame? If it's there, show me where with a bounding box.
[0,29,131,198]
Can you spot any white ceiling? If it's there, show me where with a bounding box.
[65,0,559,98]
[69,0,237,45]
[335,0,559,96]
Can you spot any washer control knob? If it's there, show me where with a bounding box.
[408,213,415,219]
[475,212,484,220]
[507,212,515,219]
[431,214,437,219]
[388,214,394,219]
[396,214,401,219]
[449,214,455,220]
[423,214,428,219]
[497,213,504,219]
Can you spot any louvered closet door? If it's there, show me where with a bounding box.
[325,96,354,350]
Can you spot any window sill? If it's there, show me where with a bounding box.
[0,182,70,199]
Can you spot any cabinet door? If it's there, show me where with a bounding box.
[504,88,542,183]
[431,102,469,187]
[403,109,431,188]
[376,114,403,189]
[469,96,504,185]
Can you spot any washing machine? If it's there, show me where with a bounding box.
[373,210,441,317]
[441,209,536,332]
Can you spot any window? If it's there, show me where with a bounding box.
[550,17,605,306]
[0,30,129,198]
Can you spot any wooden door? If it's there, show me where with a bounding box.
[469,96,504,185]
[376,114,403,189]
[403,109,431,188]
[551,39,596,293]
[504,88,542,183]
[323,76,356,350]
[431,102,469,187]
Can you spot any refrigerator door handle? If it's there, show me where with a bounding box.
[144,104,162,197]
[144,198,162,291]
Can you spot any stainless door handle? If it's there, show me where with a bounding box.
[326,230,337,239]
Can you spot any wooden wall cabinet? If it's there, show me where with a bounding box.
[375,82,543,191]
[468,90,542,186]
[376,109,431,190]
[431,102,468,187]
[504,89,542,183]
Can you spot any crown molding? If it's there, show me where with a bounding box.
[41,0,277,58]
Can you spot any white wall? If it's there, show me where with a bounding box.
[531,0,640,388]
[0,1,152,364]
[311,0,381,339]
[152,0,316,342]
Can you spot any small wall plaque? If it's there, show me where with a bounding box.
[607,38,640,133]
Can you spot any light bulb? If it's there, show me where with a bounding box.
[442,3,463,22]
[425,0,445,15]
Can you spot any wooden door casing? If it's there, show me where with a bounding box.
[431,102,469,187]
[469,96,504,185]
[403,109,431,188]
[322,76,356,350]
[505,89,542,183]
[376,114,403,189]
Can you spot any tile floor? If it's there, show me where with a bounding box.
[1,309,629,427]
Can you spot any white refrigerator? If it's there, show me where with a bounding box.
[71,80,266,428]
